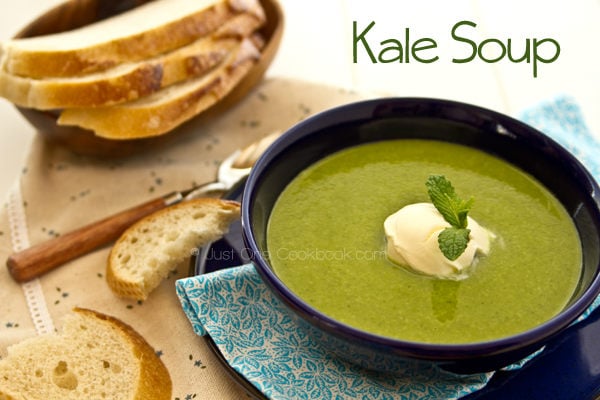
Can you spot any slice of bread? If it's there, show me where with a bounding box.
[106,198,241,300]
[0,307,171,400]
[0,37,234,110]
[58,37,261,139]
[0,12,265,109]
[0,0,265,79]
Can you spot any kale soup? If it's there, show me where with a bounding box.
[266,139,582,344]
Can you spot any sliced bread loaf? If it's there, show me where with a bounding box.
[0,37,233,109]
[0,12,265,109]
[0,0,265,79]
[58,37,261,139]
[106,198,241,300]
[0,307,171,400]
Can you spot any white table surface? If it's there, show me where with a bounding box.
[1,0,599,201]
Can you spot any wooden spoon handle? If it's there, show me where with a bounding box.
[6,196,170,282]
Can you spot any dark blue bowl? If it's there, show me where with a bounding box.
[241,97,600,374]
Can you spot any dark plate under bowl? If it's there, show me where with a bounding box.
[241,97,600,374]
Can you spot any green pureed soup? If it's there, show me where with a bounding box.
[266,139,582,344]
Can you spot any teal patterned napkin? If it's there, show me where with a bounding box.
[177,263,493,399]
[176,96,600,399]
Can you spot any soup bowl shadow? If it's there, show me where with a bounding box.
[241,97,600,374]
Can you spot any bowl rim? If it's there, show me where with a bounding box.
[241,96,600,359]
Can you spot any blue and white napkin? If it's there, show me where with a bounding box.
[177,263,493,399]
[176,96,600,400]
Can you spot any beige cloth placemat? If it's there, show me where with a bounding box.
[0,77,371,399]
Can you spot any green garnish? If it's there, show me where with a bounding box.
[426,175,474,261]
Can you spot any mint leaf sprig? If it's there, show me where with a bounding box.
[426,175,474,261]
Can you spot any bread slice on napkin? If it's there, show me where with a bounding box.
[58,37,261,139]
[0,307,171,400]
[0,0,264,79]
[107,198,241,300]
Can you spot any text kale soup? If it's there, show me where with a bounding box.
[353,20,560,78]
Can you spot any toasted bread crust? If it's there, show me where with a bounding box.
[2,0,265,79]
[107,198,241,300]
[72,308,172,400]
[58,38,261,139]
[0,38,234,109]
[0,12,264,109]
[0,307,172,400]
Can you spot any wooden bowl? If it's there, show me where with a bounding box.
[12,0,283,157]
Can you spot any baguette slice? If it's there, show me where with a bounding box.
[0,12,264,109]
[0,0,265,79]
[58,37,261,139]
[0,307,171,400]
[107,198,241,300]
[0,37,234,109]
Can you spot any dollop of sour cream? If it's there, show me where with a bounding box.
[383,202,494,279]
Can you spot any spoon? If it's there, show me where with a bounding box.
[6,132,280,282]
